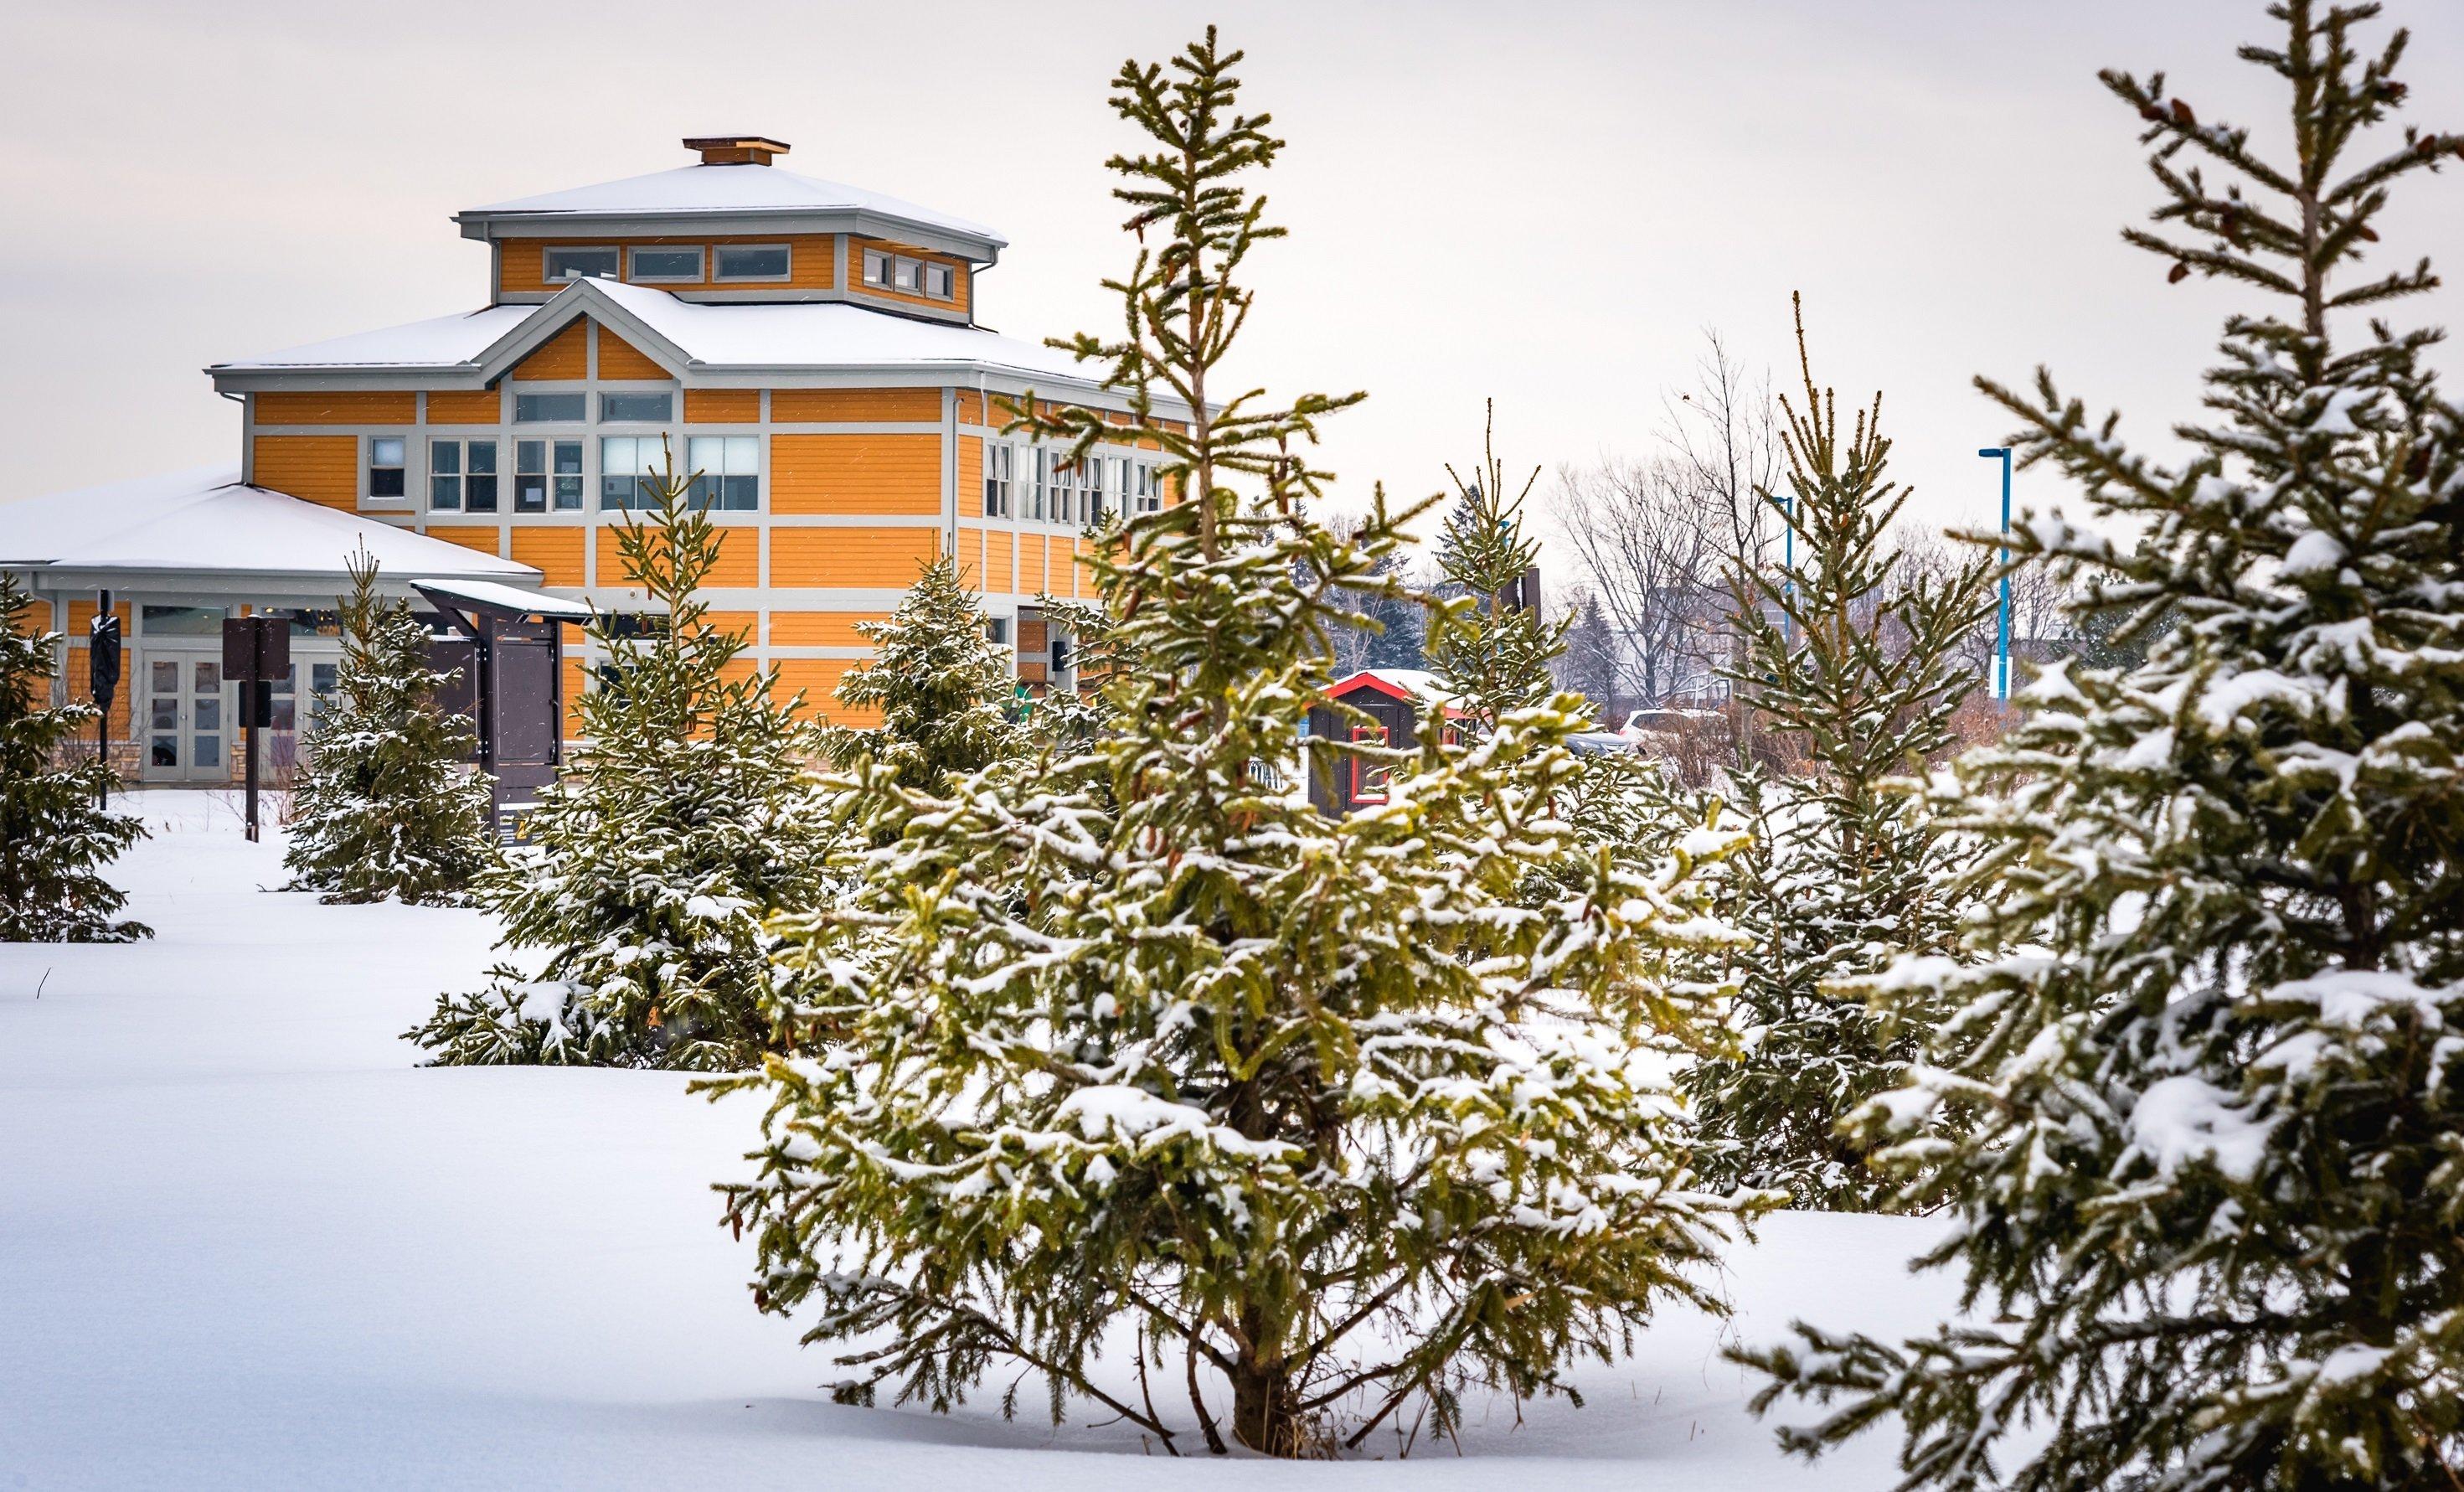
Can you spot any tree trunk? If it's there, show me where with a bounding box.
[1229,1353,1305,1457]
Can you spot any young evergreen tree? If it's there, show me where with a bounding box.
[0,573,147,942]
[1740,7,2464,1485]
[710,31,1755,1458]
[410,461,834,1070]
[1680,301,1993,1211]
[822,555,1021,791]
[1424,401,1566,737]
[283,551,493,905]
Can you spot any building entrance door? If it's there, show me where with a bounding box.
[142,654,229,783]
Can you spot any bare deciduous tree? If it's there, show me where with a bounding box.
[1551,333,1783,708]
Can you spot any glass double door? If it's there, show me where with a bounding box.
[144,654,227,782]
[141,653,318,783]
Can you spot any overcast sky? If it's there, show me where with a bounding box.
[5,0,2461,569]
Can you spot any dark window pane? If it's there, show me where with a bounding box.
[545,247,619,281]
[601,392,673,423]
[467,475,498,512]
[431,476,460,509]
[718,245,790,279]
[554,477,583,510]
[632,248,701,279]
[516,476,547,513]
[370,467,406,498]
[514,393,586,423]
[554,441,583,474]
[468,441,497,474]
[722,473,757,509]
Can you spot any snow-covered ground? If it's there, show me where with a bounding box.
[0,792,1956,1489]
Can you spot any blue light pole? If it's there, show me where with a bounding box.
[1977,447,2013,701]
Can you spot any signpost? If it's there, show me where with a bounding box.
[220,615,290,843]
[89,590,121,808]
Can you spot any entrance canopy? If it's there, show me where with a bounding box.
[0,466,539,595]
[411,577,595,623]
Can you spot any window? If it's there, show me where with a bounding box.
[518,440,585,513]
[430,438,498,512]
[1030,447,1049,522]
[862,248,946,297]
[513,392,586,423]
[714,244,791,281]
[1085,458,1107,524]
[1134,462,1162,515]
[686,435,760,511]
[1048,459,1079,525]
[628,246,703,281]
[600,436,663,509]
[274,609,343,638]
[982,442,1013,518]
[1349,725,1392,805]
[544,246,620,281]
[140,605,225,637]
[599,391,674,423]
[986,617,1011,646]
[367,437,407,501]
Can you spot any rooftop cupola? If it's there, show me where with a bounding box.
[683,135,790,166]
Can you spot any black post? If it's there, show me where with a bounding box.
[89,589,119,811]
[243,678,260,844]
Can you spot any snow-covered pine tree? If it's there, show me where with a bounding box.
[0,572,147,942]
[710,29,1755,1458]
[1739,6,2464,1486]
[1680,299,1993,1211]
[410,457,833,1069]
[1424,400,1567,738]
[822,555,1020,792]
[283,550,493,905]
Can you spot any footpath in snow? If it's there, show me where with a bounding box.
[0,790,1953,1489]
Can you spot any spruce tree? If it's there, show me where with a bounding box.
[410,461,833,1070]
[1739,6,2464,1486]
[1424,401,1566,737]
[283,550,493,905]
[0,573,147,942]
[1681,301,1993,1211]
[822,555,1020,792]
[709,31,1755,1458]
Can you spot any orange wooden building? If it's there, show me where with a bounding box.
[3,136,1187,782]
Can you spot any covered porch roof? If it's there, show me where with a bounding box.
[0,466,539,595]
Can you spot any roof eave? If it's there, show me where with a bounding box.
[452,206,1006,266]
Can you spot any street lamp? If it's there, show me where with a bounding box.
[1977,447,2013,701]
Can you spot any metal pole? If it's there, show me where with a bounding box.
[95,588,110,810]
[245,679,260,843]
[1977,447,2013,700]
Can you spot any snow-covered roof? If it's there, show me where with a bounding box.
[0,467,537,584]
[458,163,1004,253]
[410,577,594,622]
[1330,669,1461,710]
[213,278,1120,395]
[214,306,534,373]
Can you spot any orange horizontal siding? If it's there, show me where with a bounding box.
[620,527,755,588]
[255,390,415,426]
[985,529,1015,592]
[771,659,874,725]
[425,526,503,556]
[685,389,760,423]
[770,434,941,515]
[770,527,936,587]
[509,527,584,585]
[703,611,758,643]
[771,387,941,423]
[425,388,501,425]
[768,611,888,647]
[595,326,668,381]
[512,323,586,381]
[958,435,982,518]
[252,435,359,511]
